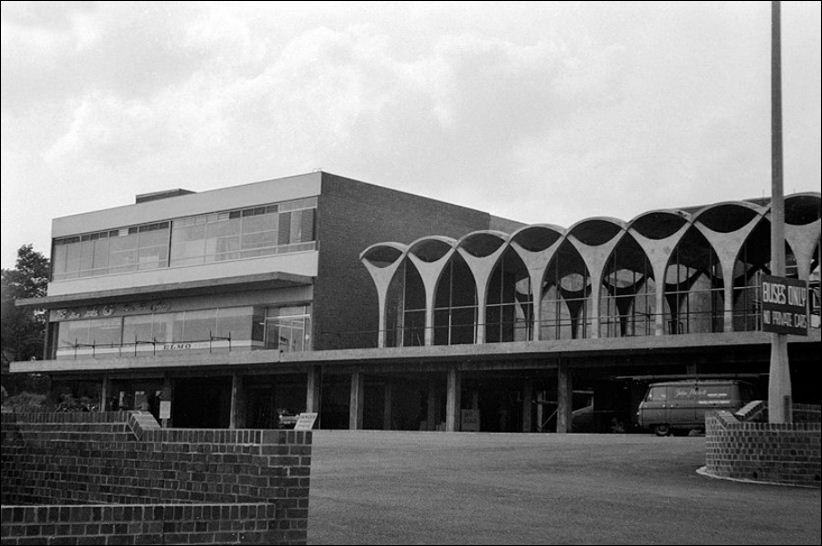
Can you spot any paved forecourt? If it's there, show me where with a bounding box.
[308,431,821,545]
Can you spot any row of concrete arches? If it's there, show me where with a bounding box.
[361,194,821,348]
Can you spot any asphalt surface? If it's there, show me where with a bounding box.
[306,431,821,545]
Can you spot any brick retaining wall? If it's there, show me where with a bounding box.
[705,404,821,487]
[1,411,311,544]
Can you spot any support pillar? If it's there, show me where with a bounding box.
[306,366,322,413]
[100,376,111,412]
[229,373,246,429]
[427,377,439,431]
[536,391,545,432]
[445,367,462,432]
[349,371,365,430]
[522,379,533,432]
[556,362,573,434]
[383,382,393,430]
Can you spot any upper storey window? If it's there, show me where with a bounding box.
[53,222,170,281]
[51,197,317,281]
[169,197,316,267]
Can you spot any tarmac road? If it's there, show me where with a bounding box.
[306,431,821,545]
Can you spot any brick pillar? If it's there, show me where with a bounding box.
[230,373,246,429]
[445,367,461,432]
[349,371,365,430]
[556,362,573,434]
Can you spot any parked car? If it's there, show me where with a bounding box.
[636,379,756,436]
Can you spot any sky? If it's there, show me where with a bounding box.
[1,1,820,269]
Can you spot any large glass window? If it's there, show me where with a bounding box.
[58,306,260,359]
[264,305,311,352]
[170,198,317,267]
[53,223,169,280]
[52,197,316,280]
[56,317,122,358]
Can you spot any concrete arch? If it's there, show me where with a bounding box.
[628,210,691,336]
[508,224,565,340]
[771,193,821,281]
[692,202,765,332]
[405,236,458,345]
[456,230,510,343]
[566,217,627,338]
[360,242,409,348]
[540,239,593,340]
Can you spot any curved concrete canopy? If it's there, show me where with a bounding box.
[407,236,456,262]
[567,217,626,246]
[360,242,407,266]
[457,230,509,258]
[693,201,763,233]
[628,209,691,240]
[782,193,821,225]
[510,224,565,252]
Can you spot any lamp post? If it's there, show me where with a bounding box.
[767,0,792,424]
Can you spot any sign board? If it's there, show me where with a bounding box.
[159,400,172,420]
[293,412,318,431]
[761,275,809,336]
[461,410,480,432]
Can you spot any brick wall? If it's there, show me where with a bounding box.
[1,411,311,544]
[1,503,276,545]
[705,404,821,487]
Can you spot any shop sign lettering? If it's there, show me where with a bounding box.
[761,275,809,336]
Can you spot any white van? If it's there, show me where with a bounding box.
[636,379,756,436]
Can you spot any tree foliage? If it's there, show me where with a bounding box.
[1,244,50,363]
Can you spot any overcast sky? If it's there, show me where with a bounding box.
[2,1,820,269]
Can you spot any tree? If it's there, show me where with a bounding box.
[1,244,50,364]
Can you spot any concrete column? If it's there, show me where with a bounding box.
[784,219,821,281]
[522,379,533,432]
[306,366,322,413]
[630,225,690,336]
[383,382,393,430]
[100,376,111,412]
[457,243,507,344]
[509,239,563,342]
[568,233,624,339]
[536,391,545,432]
[408,251,454,346]
[445,368,462,432]
[427,377,439,431]
[229,373,246,429]
[556,362,573,434]
[349,371,365,430]
[360,245,406,348]
[695,215,761,332]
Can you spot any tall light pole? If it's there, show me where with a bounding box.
[768,0,792,424]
